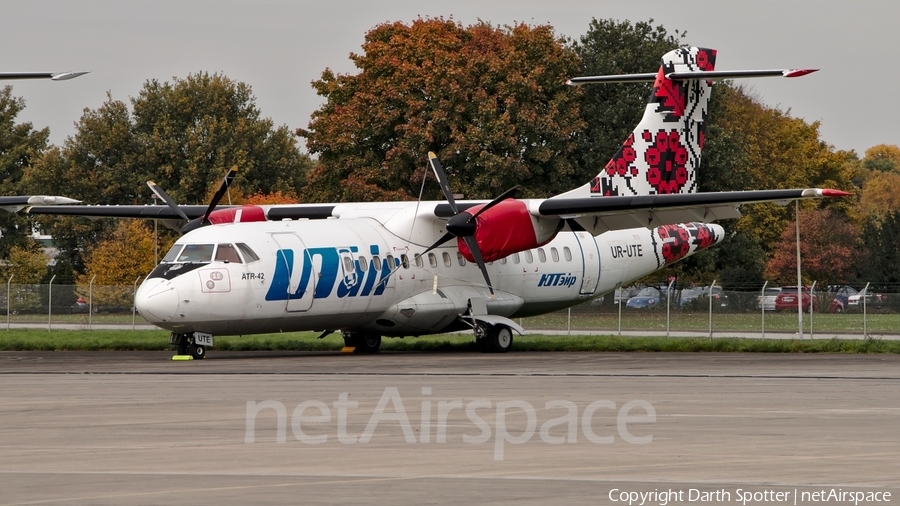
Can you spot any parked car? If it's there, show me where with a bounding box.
[613,286,639,304]
[680,286,728,308]
[828,285,858,313]
[847,290,887,308]
[774,286,816,312]
[756,287,782,311]
[679,287,705,307]
[626,287,661,309]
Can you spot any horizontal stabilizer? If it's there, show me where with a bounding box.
[0,72,89,81]
[566,68,817,85]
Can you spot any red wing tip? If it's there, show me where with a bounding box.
[784,68,819,78]
[821,189,851,197]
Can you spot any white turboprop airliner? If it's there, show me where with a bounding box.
[22,47,847,358]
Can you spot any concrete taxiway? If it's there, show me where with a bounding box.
[1,351,898,505]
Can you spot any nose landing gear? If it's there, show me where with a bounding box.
[170,332,207,360]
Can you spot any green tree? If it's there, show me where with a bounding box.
[22,73,313,272]
[859,211,900,287]
[569,18,684,174]
[299,18,584,202]
[0,86,50,258]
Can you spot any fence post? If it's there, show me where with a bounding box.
[708,280,716,339]
[132,276,141,330]
[862,282,870,338]
[566,307,571,336]
[6,274,12,331]
[666,278,675,338]
[760,281,768,340]
[48,274,56,331]
[89,274,96,330]
[809,280,817,340]
[616,283,622,336]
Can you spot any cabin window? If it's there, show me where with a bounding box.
[442,252,452,267]
[178,244,214,263]
[237,243,260,262]
[524,250,533,263]
[358,255,368,272]
[499,257,507,265]
[551,247,559,262]
[512,253,520,264]
[162,244,183,263]
[401,254,410,269]
[457,252,466,266]
[372,255,382,271]
[428,253,438,268]
[342,256,354,273]
[215,244,242,263]
[563,247,572,262]
[538,248,547,263]
[415,254,424,268]
[386,255,396,270]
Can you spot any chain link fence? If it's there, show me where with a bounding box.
[3,280,897,337]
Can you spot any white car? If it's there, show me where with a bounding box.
[756,287,782,311]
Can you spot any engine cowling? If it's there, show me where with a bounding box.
[455,199,560,262]
[206,205,267,224]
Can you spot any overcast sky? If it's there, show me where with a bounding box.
[2,0,897,157]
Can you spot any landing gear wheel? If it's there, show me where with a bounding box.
[484,324,513,353]
[343,332,381,354]
[188,344,206,360]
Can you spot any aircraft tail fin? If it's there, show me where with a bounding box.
[555,47,816,199]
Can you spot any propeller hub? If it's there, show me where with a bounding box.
[446,213,476,237]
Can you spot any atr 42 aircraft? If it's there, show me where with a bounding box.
[20,47,848,358]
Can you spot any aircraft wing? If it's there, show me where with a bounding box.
[534,188,849,235]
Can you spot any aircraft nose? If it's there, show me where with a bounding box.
[136,278,179,322]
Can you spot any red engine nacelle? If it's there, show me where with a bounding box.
[206,205,267,224]
[456,199,558,262]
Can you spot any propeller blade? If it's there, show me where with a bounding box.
[427,152,459,215]
[463,236,495,299]
[147,181,190,222]
[200,166,238,225]
[470,186,520,220]
[421,231,455,257]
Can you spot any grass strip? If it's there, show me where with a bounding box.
[0,330,898,354]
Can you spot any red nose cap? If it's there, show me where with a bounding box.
[821,189,851,197]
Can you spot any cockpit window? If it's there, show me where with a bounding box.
[177,244,214,263]
[162,244,184,263]
[215,244,242,263]
[236,243,260,263]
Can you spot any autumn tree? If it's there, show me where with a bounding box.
[765,209,859,285]
[77,220,172,308]
[861,144,900,173]
[22,73,312,272]
[299,18,584,202]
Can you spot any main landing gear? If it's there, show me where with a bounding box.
[170,333,207,360]
[342,331,382,353]
[475,323,513,353]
